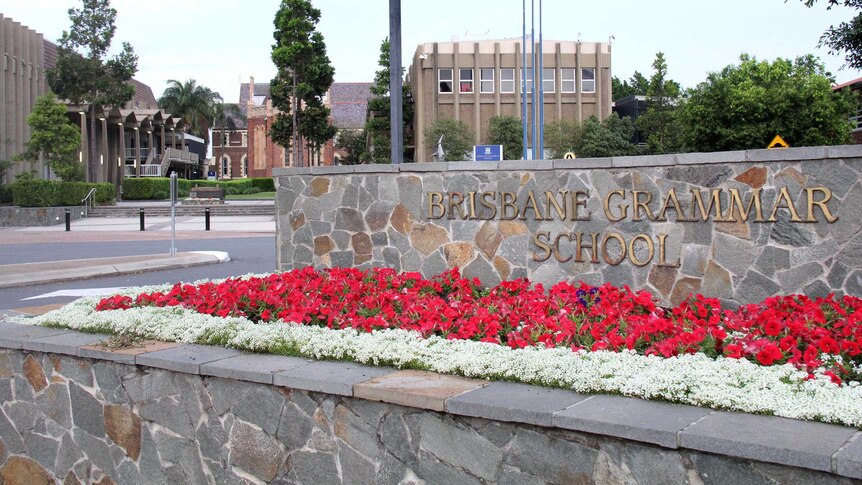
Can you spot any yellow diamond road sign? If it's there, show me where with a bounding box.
[564,152,576,159]
[768,135,789,149]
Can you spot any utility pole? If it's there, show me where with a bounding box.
[389,0,403,164]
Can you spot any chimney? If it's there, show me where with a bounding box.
[248,76,255,109]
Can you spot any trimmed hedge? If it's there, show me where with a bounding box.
[122,177,274,199]
[0,185,11,204]
[11,180,115,207]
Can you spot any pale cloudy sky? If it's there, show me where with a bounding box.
[3,0,861,103]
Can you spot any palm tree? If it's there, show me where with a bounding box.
[157,79,221,146]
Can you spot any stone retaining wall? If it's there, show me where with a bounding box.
[275,146,862,306]
[0,206,84,227]
[0,322,860,484]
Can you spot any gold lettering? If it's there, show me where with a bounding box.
[572,191,592,221]
[520,191,545,221]
[501,192,518,220]
[427,192,445,219]
[657,188,691,222]
[532,232,552,262]
[806,187,838,223]
[553,233,573,263]
[545,191,568,220]
[631,191,655,222]
[656,234,681,268]
[628,234,655,267]
[727,188,765,222]
[602,233,627,265]
[690,189,725,222]
[574,232,600,263]
[447,193,467,220]
[605,190,628,222]
[479,192,497,220]
[466,192,478,219]
[768,186,802,222]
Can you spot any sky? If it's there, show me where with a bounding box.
[3,0,862,103]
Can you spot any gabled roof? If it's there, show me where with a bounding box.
[238,82,272,115]
[329,83,374,130]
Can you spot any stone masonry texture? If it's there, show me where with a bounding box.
[0,348,857,484]
[275,148,862,306]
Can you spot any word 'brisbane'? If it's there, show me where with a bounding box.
[426,187,837,266]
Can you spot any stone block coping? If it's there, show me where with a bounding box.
[1,321,861,480]
[271,145,862,177]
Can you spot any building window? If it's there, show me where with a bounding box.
[581,68,596,93]
[459,68,474,93]
[480,68,494,93]
[439,69,453,93]
[561,68,576,93]
[241,155,248,177]
[521,68,533,93]
[221,156,230,177]
[542,68,555,93]
[500,68,515,93]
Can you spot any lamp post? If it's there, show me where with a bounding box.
[389,0,403,165]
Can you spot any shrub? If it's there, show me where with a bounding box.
[251,178,275,192]
[241,187,262,195]
[10,180,114,207]
[0,185,11,204]
[122,178,192,200]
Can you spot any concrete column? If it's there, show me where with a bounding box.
[134,127,141,177]
[160,124,165,155]
[494,43,501,117]
[147,129,154,158]
[117,123,125,185]
[555,43,562,121]
[11,21,22,158]
[453,42,460,122]
[596,48,603,122]
[576,42,582,123]
[415,51,425,163]
[79,112,88,176]
[21,26,30,152]
[100,117,108,182]
[13,21,23,159]
[0,15,7,170]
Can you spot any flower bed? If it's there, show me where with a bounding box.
[22,267,862,427]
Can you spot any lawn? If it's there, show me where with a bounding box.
[225,191,275,200]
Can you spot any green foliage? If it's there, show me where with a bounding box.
[488,115,523,160]
[16,94,83,181]
[270,0,336,158]
[0,184,11,204]
[335,129,367,165]
[637,53,683,154]
[47,0,137,181]
[677,54,854,152]
[578,115,638,158]
[611,71,649,100]
[122,177,274,199]
[364,37,414,163]
[424,118,472,161]
[543,119,581,159]
[11,180,114,207]
[158,79,225,146]
[801,1,862,69]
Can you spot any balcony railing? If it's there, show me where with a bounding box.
[165,147,199,163]
[125,148,156,159]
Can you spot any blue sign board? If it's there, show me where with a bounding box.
[473,145,503,162]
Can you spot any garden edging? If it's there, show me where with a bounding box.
[1,320,860,483]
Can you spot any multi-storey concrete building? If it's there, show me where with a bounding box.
[408,39,612,162]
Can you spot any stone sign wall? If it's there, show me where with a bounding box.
[275,146,862,306]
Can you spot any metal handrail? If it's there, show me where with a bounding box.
[81,188,97,217]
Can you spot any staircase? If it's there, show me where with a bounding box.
[87,205,275,217]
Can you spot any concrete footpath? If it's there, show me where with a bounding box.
[0,200,275,286]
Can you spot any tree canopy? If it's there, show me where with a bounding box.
[637,52,683,154]
[17,94,83,181]
[334,129,367,165]
[47,0,137,181]
[677,54,854,151]
[488,115,523,161]
[801,0,862,69]
[578,115,638,158]
[611,71,648,101]
[424,118,472,161]
[270,0,336,165]
[365,37,414,163]
[157,79,223,145]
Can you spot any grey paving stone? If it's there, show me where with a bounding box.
[675,150,746,165]
[834,431,862,479]
[746,146,827,162]
[0,323,69,349]
[273,360,391,396]
[446,381,590,427]
[553,157,612,169]
[200,353,308,384]
[678,411,857,472]
[313,165,355,175]
[136,344,243,374]
[553,395,711,449]
[78,346,137,365]
[21,331,107,356]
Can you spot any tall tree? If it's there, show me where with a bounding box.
[158,79,223,146]
[637,53,682,154]
[270,0,336,166]
[611,71,649,101]
[800,0,862,69]
[488,115,523,160]
[47,0,137,182]
[17,94,83,181]
[543,119,581,159]
[334,129,367,165]
[365,37,413,163]
[678,54,854,151]
[578,115,637,158]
